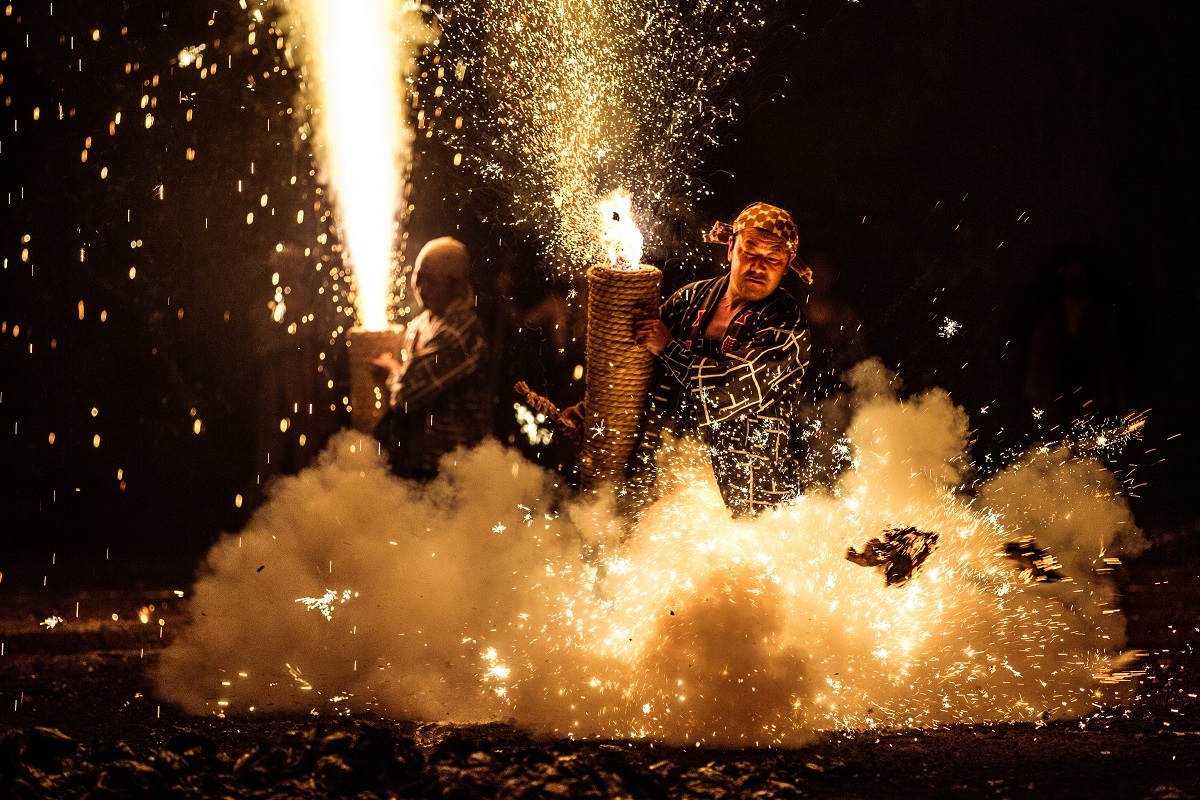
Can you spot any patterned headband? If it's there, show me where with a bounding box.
[703,202,812,283]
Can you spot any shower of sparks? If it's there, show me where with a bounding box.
[433,0,776,271]
[3,2,373,517]
[267,0,436,330]
[296,588,358,620]
[40,616,65,629]
[1067,410,1149,458]
[175,44,208,69]
[482,647,513,696]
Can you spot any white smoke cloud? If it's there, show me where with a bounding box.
[157,360,1145,746]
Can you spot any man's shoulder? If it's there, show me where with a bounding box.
[442,305,484,328]
[755,286,806,328]
[433,307,488,349]
[762,284,799,310]
[667,275,726,303]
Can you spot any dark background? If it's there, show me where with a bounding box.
[2,0,1197,591]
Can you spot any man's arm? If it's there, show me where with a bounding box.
[391,318,487,412]
[657,299,809,426]
[634,280,706,359]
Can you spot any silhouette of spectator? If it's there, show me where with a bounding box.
[1024,257,1127,430]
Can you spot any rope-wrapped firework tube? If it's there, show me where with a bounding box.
[346,326,405,434]
[582,264,662,491]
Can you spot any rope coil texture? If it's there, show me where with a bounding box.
[346,326,405,434]
[582,264,662,491]
[513,381,562,426]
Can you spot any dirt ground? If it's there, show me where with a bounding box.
[1,551,1197,799]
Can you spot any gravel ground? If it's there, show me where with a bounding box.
[1,554,1197,799]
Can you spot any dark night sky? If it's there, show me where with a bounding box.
[2,0,1197,589]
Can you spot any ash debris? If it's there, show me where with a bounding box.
[1003,537,1067,583]
[845,527,939,586]
[0,722,838,800]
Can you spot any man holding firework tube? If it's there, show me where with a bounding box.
[629,202,812,516]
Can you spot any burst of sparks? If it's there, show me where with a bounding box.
[295,588,358,620]
[514,402,554,445]
[939,316,961,337]
[434,0,775,272]
[1065,410,1149,458]
[269,0,436,329]
[175,44,208,68]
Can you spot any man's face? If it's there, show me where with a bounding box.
[412,263,458,316]
[727,227,793,303]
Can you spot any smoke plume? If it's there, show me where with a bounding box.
[158,360,1145,746]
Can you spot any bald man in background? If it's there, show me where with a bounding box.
[373,237,491,480]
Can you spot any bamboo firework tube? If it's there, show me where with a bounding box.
[346,326,405,434]
[582,263,662,491]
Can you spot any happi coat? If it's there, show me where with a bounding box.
[628,275,810,515]
[374,305,491,479]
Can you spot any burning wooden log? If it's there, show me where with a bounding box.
[580,263,662,492]
[346,326,405,434]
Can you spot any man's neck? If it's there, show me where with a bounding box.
[722,286,751,313]
[704,288,748,340]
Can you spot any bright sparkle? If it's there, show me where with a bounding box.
[275,0,435,330]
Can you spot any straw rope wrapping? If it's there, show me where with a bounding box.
[346,327,405,434]
[582,264,662,491]
[513,381,562,426]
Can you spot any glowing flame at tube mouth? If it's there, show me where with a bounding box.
[597,189,644,268]
[285,0,434,331]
